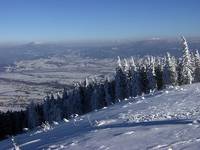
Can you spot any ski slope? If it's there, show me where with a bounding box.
[1,83,200,150]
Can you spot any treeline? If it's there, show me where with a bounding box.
[0,36,199,140]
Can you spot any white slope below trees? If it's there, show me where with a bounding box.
[2,83,200,150]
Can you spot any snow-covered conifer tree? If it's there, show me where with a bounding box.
[130,57,141,97]
[115,56,127,100]
[91,88,98,111]
[49,94,61,122]
[194,50,200,82]
[43,93,62,122]
[83,78,94,113]
[155,57,164,90]
[104,77,115,106]
[27,101,39,129]
[123,58,132,97]
[146,56,157,90]
[163,52,177,86]
[43,94,51,122]
[139,65,149,94]
[90,79,106,110]
[180,36,193,84]
[61,88,70,118]
[71,83,83,115]
[177,58,183,85]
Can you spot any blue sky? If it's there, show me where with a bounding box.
[0,0,200,42]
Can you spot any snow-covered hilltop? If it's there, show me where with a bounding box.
[1,83,200,150]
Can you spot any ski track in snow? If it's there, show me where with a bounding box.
[2,84,200,149]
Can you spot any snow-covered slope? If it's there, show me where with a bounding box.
[1,83,200,150]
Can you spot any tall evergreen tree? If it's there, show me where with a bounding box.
[194,50,200,82]
[180,36,193,84]
[130,57,141,97]
[71,83,83,115]
[123,58,132,97]
[43,94,61,122]
[115,56,127,100]
[139,65,149,94]
[177,58,183,85]
[163,53,177,86]
[62,88,69,118]
[27,101,39,129]
[91,88,98,110]
[104,77,115,106]
[83,78,94,113]
[91,79,106,110]
[155,58,164,90]
[146,56,157,90]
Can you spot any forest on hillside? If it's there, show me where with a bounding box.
[0,36,199,140]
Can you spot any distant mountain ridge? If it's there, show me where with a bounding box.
[0,37,200,65]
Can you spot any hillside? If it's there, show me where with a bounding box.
[1,83,200,150]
